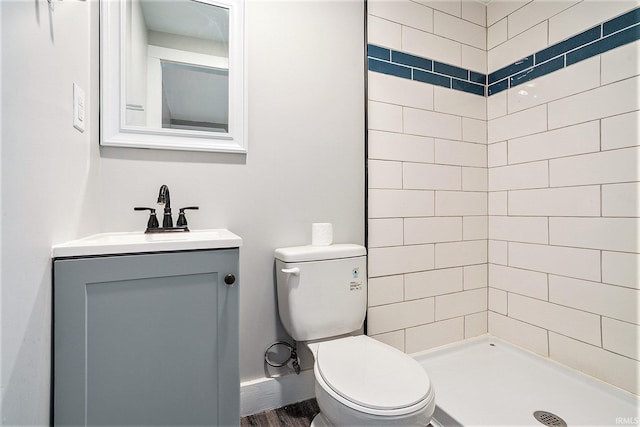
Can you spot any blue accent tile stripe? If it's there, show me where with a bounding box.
[367,7,640,97]
[488,57,533,84]
[434,61,468,80]
[368,58,411,80]
[413,69,451,88]
[488,79,508,96]
[452,79,485,96]
[392,51,432,71]
[535,27,601,64]
[603,7,640,36]
[368,45,390,61]
[469,71,486,85]
[510,57,565,88]
[367,44,486,97]
[566,24,640,66]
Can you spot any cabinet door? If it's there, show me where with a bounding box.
[53,249,239,426]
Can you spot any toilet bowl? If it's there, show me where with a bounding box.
[308,335,435,426]
[274,244,436,426]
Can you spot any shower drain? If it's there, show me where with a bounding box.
[533,410,567,427]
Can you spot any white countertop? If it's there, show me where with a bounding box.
[52,229,242,258]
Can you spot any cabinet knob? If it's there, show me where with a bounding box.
[224,274,236,285]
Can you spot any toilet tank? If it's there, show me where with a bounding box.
[274,244,367,342]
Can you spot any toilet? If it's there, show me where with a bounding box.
[275,244,436,426]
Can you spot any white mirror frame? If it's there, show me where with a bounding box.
[100,0,247,153]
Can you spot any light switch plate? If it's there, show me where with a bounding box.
[73,83,85,132]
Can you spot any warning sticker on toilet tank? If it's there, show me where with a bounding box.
[350,281,362,291]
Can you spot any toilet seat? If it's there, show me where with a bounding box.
[314,335,434,417]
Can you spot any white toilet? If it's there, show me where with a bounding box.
[275,244,436,426]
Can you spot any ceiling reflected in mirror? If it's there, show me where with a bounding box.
[125,0,230,133]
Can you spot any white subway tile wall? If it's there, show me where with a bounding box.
[488,312,549,356]
[506,56,601,114]
[369,72,435,110]
[485,1,639,394]
[464,311,488,338]
[405,317,465,353]
[368,0,489,355]
[461,44,487,73]
[487,90,507,120]
[405,267,464,300]
[416,0,461,18]
[601,40,640,85]
[404,217,463,244]
[602,251,640,290]
[369,330,405,352]
[369,0,639,394]
[507,0,580,39]
[368,15,402,50]
[463,215,488,240]
[402,26,462,66]
[463,264,487,290]
[601,110,640,150]
[547,0,640,45]
[486,0,531,27]
[462,167,488,192]
[434,10,486,50]
[488,239,508,265]
[434,87,487,120]
[487,18,508,50]
[549,333,640,395]
[488,287,508,314]
[461,118,487,144]
[488,264,548,300]
[602,318,640,360]
[488,21,548,72]
[368,275,404,307]
[487,141,507,167]
[461,0,486,27]
[547,76,640,130]
[367,297,435,335]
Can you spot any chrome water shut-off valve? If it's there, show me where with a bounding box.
[264,341,300,375]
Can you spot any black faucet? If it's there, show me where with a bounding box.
[135,185,198,233]
[157,184,173,228]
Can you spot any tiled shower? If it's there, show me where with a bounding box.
[366,0,639,396]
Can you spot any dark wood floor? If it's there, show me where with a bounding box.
[240,398,320,427]
[240,398,437,426]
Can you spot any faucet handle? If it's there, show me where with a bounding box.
[176,206,199,228]
[134,207,160,230]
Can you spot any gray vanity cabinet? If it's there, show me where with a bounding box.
[53,249,239,426]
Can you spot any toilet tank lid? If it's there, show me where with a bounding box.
[274,244,366,262]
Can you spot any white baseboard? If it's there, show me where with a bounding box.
[240,370,316,416]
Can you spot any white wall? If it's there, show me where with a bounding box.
[96,0,365,386]
[0,0,102,423]
[0,0,364,423]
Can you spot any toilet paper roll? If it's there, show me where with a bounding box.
[311,223,333,246]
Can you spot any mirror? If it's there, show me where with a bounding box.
[100,0,246,153]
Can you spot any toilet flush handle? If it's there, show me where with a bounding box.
[281,267,300,276]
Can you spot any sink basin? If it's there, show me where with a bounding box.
[52,229,242,258]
